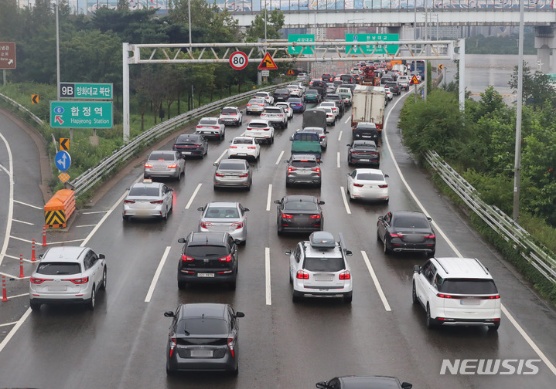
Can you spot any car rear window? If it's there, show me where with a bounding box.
[176,135,198,143]
[353,142,376,149]
[263,108,281,113]
[149,152,175,161]
[178,318,228,335]
[356,173,383,181]
[307,89,318,94]
[37,262,81,275]
[303,257,345,272]
[206,207,239,218]
[275,89,289,94]
[284,201,318,211]
[248,122,268,128]
[233,138,253,145]
[288,98,302,102]
[291,160,317,168]
[199,119,217,125]
[249,99,264,104]
[393,216,429,228]
[128,186,160,197]
[218,161,246,170]
[221,108,237,114]
[438,279,498,295]
[185,245,228,257]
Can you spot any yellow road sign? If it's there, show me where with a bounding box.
[31,94,40,104]
[58,172,70,183]
[438,64,444,70]
[59,138,70,151]
[286,69,295,76]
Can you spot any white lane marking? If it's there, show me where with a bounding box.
[82,211,108,215]
[13,200,42,210]
[0,133,14,268]
[185,183,202,210]
[266,184,272,211]
[336,152,341,168]
[0,321,19,327]
[265,247,271,305]
[337,130,342,141]
[383,94,556,376]
[0,163,9,175]
[0,292,27,301]
[0,307,31,353]
[214,149,227,165]
[145,246,171,303]
[9,236,33,243]
[340,186,351,215]
[81,189,129,248]
[275,150,284,165]
[361,251,392,312]
[76,224,97,228]
[344,115,351,124]
[12,219,34,226]
[48,239,86,245]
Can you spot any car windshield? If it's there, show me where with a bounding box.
[356,173,383,181]
[178,318,228,335]
[284,201,318,211]
[221,108,237,115]
[438,279,498,295]
[185,245,229,257]
[303,257,345,272]
[393,215,430,228]
[218,161,246,170]
[37,262,81,275]
[248,122,268,128]
[206,207,239,218]
[128,186,160,197]
[199,119,217,125]
[149,152,174,161]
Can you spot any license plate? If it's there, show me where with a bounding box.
[197,273,215,278]
[359,159,370,162]
[460,298,480,305]
[237,153,247,156]
[48,286,67,291]
[183,152,192,155]
[314,275,334,282]
[190,349,214,358]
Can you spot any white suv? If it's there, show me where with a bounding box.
[244,119,275,144]
[260,106,288,129]
[412,257,501,331]
[29,246,107,311]
[287,231,353,304]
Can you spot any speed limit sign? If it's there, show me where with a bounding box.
[229,51,248,71]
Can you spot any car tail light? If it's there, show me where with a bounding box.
[30,277,53,284]
[296,270,309,279]
[150,200,163,204]
[309,214,321,219]
[339,271,351,280]
[66,277,89,284]
[181,254,194,262]
[311,167,320,173]
[144,163,153,169]
[287,167,296,173]
[378,184,388,188]
[167,164,178,169]
[320,135,325,139]
[219,254,232,263]
[390,233,403,238]
[247,104,252,107]
[487,295,501,299]
[215,173,225,177]
[231,222,244,229]
[227,337,236,358]
[424,234,436,239]
[196,125,202,129]
[247,146,256,149]
[169,336,177,358]
[124,200,135,204]
[282,213,293,219]
[229,146,237,149]
[212,126,220,129]
[263,128,270,131]
[437,293,454,299]
[239,173,249,178]
[200,222,212,228]
[353,183,364,187]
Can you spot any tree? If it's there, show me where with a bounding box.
[508,63,556,109]
[245,9,284,42]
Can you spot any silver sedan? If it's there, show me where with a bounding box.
[213,159,252,191]
[144,150,185,181]
[198,202,250,244]
[122,181,174,221]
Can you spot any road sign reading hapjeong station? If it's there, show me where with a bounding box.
[345,34,399,55]
[288,34,315,55]
[50,101,113,129]
[0,42,16,70]
[60,83,113,99]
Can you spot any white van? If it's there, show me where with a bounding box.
[336,87,353,106]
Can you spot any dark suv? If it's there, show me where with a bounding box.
[273,88,291,102]
[172,133,208,158]
[385,82,401,96]
[353,122,380,143]
[321,73,333,82]
[177,232,239,290]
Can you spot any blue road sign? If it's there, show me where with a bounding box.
[55,150,71,172]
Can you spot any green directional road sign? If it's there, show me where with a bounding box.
[288,34,315,55]
[50,101,113,129]
[345,33,399,55]
[59,82,113,99]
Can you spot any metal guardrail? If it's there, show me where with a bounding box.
[425,150,556,285]
[69,83,289,196]
[0,92,44,126]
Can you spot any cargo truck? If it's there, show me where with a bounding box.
[350,85,386,141]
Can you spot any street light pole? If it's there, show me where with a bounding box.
[513,0,525,221]
[55,0,60,101]
[188,0,192,48]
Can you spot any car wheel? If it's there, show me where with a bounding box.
[230,279,237,291]
[347,158,352,166]
[277,224,283,236]
[100,267,107,291]
[383,198,389,204]
[343,292,353,304]
[176,170,182,181]
[221,130,225,140]
[489,322,500,332]
[383,236,391,255]
[166,362,176,376]
[347,189,353,202]
[122,215,130,222]
[426,305,436,329]
[88,288,96,311]
[270,136,274,144]
[289,271,293,284]
[292,292,301,303]
[178,280,186,290]
[231,362,239,377]
[427,250,435,258]
[412,282,418,305]
[30,301,41,312]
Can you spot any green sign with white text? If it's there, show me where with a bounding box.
[288,34,315,55]
[345,34,399,55]
[50,101,113,129]
[60,82,113,99]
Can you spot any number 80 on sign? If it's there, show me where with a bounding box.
[229,51,248,70]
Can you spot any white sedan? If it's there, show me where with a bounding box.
[276,102,293,120]
[228,137,260,160]
[346,168,389,203]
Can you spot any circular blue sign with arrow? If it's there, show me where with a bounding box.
[55,150,71,172]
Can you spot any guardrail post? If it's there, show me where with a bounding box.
[1,275,7,302]
[19,254,24,278]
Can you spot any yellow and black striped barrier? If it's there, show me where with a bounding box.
[44,189,76,229]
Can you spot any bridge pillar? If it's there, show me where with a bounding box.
[534,26,556,74]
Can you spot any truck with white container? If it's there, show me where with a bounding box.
[350,85,386,141]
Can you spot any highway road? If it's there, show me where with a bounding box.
[0,89,555,388]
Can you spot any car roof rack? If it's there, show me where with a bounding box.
[309,231,336,249]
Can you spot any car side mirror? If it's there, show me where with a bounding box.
[213,162,218,166]
[197,206,205,211]
[324,130,329,134]
[401,382,412,389]
[235,312,245,318]
[344,250,353,256]
[316,382,329,389]
[98,254,106,259]
[39,254,44,259]
[413,265,421,274]
[384,174,389,178]
[274,200,281,204]
[285,250,292,255]
[346,144,351,146]
[234,239,242,245]
[178,238,186,243]
[427,217,432,221]
[244,208,250,212]
[164,311,175,317]
[378,216,384,221]
[318,201,325,205]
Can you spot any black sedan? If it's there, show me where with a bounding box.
[275,195,324,235]
[347,140,380,167]
[273,88,291,102]
[164,303,245,376]
[172,133,208,158]
[317,375,412,389]
[377,211,436,256]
